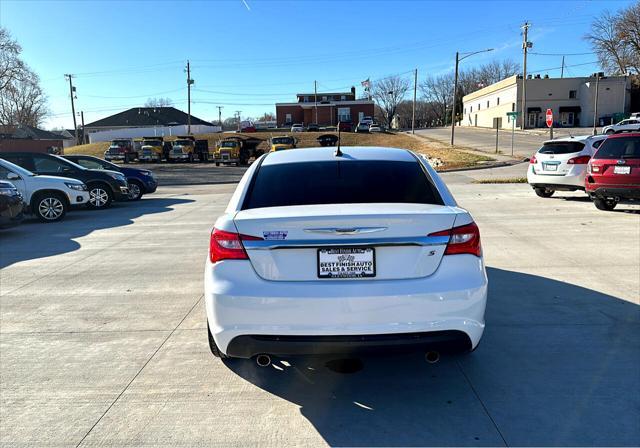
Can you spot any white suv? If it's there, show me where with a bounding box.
[527,135,607,197]
[204,146,487,362]
[602,118,640,134]
[0,158,89,222]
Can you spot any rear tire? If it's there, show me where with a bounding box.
[534,187,555,198]
[207,322,228,358]
[33,192,67,222]
[593,198,617,211]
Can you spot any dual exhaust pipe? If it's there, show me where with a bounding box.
[255,351,440,367]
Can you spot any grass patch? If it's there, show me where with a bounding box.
[473,177,527,184]
[65,131,493,170]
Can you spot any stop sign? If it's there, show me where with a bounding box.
[546,109,553,127]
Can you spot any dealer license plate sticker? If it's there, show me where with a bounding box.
[318,247,375,278]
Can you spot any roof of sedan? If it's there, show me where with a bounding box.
[261,146,416,165]
[608,132,640,139]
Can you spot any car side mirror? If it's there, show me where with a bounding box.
[7,172,20,181]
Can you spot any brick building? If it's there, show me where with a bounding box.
[276,87,374,127]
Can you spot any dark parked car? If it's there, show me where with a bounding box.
[63,155,158,201]
[1,152,129,209]
[0,180,25,228]
[306,123,320,132]
[316,134,339,147]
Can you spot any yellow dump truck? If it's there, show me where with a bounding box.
[139,137,164,162]
[168,136,196,162]
[213,136,264,166]
[269,135,297,152]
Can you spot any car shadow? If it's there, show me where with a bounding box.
[0,197,193,269]
[224,267,640,447]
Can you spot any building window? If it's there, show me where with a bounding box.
[322,96,327,101]
[487,100,490,108]
[285,113,292,123]
[341,95,346,100]
[569,90,577,99]
[512,103,515,112]
[303,96,309,102]
[478,103,481,110]
[337,107,351,122]
[464,107,467,114]
[497,97,500,105]
[470,106,473,113]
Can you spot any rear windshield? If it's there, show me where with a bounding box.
[594,136,640,159]
[243,160,443,209]
[537,141,585,155]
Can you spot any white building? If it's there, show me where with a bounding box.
[461,74,631,130]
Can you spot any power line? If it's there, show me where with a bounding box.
[530,51,595,56]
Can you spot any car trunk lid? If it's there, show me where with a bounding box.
[233,203,459,281]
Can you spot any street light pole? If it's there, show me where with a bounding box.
[593,73,601,135]
[450,48,493,146]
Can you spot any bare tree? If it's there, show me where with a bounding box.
[0,72,48,127]
[0,28,25,91]
[144,97,173,107]
[371,75,410,127]
[585,5,639,75]
[257,112,275,121]
[0,27,48,126]
[420,73,455,126]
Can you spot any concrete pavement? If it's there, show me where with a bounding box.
[417,126,596,159]
[1,175,638,447]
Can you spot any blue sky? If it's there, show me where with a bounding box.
[1,0,634,129]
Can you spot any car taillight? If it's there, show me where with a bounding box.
[530,155,537,164]
[590,164,601,173]
[568,155,591,164]
[428,222,482,257]
[209,228,262,263]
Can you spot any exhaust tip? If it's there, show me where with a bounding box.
[256,354,271,367]
[425,351,440,364]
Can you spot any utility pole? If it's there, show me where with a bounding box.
[64,74,78,145]
[593,73,601,135]
[560,55,565,78]
[80,111,85,145]
[186,60,194,134]
[521,22,531,130]
[314,80,318,124]
[216,106,224,129]
[235,110,242,132]
[412,68,417,134]
[450,53,460,145]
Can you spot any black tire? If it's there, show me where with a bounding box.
[188,153,193,163]
[207,322,228,358]
[87,183,113,209]
[534,187,554,198]
[33,192,67,222]
[215,162,220,167]
[123,154,129,164]
[593,198,617,211]
[127,180,144,201]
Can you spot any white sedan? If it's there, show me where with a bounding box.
[527,135,607,197]
[204,146,487,363]
[290,123,304,132]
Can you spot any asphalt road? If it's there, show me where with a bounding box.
[1,172,639,447]
[416,126,596,159]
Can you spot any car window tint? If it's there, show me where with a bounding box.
[76,159,103,169]
[33,155,68,173]
[243,160,443,209]
[2,154,34,171]
[592,139,604,149]
[594,137,640,159]
[537,142,585,155]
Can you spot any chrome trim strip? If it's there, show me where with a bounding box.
[242,235,450,250]
[304,226,388,235]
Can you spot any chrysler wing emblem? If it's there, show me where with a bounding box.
[304,227,387,235]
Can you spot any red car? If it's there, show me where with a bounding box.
[585,132,640,210]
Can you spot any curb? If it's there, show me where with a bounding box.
[437,160,526,173]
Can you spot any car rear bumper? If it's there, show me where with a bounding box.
[527,166,586,190]
[205,254,487,358]
[587,185,640,200]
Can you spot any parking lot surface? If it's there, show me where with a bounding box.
[1,172,639,447]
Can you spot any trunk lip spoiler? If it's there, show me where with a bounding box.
[304,226,387,235]
[242,235,450,250]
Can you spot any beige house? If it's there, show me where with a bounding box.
[461,74,631,130]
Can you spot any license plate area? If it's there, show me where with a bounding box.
[318,247,375,279]
[614,166,631,174]
[543,162,559,171]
